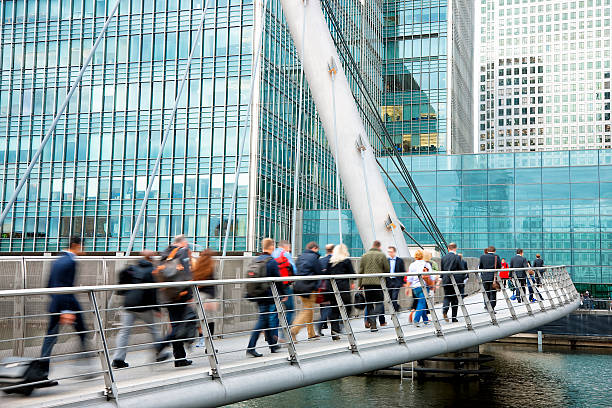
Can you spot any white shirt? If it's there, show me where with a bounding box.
[406,260,431,288]
[389,257,397,274]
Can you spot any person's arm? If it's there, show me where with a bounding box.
[382,254,390,274]
[478,257,484,270]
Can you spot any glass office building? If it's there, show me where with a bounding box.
[478,0,612,153]
[306,148,612,295]
[0,0,380,253]
[382,0,474,154]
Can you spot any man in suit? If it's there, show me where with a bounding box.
[533,254,544,285]
[479,245,501,310]
[40,236,89,378]
[386,246,406,313]
[441,243,466,322]
[458,253,468,298]
[510,248,529,303]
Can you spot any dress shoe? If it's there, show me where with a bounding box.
[246,349,263,358]
[451,318,459,323]
[111,360,129,369]
[174,359,193,367]
[270,345,281,353]
[443,313,449,323]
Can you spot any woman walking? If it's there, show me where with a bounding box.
[328,244,354,340]
[405,250,432,327]
[192,249,218,348]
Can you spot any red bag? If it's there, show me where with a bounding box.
[275,250,293,285]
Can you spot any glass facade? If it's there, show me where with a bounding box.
[0,0,385,253]
[305,148,612,292]
[383,0,474,154]
[478,0,612,152]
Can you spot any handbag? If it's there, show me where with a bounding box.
[354,291,366,310]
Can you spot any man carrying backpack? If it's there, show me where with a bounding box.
[246,238,286,357]
[154,235,195,367]
[272,240,296,340]
[112,251,169,368]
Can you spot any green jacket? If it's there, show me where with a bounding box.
[358,248,390,287]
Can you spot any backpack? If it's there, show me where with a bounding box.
[275,250,293,284]
[246,256,271,300]
[153,247,190,302]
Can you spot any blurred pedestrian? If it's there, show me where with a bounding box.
[246,238,285,357]
[441,243,466,322]
[113,251,168,368]
[192,249,218,348]
[39,237,90,379]
[316,244,335,336]
[406,249,432,327]
[272,240,297,341]
[358,241,389,332]
[479,245,500,311]
[386,246,405,313]
[291,242,322,341]
[510,249,529,303]
[328,244,354,340]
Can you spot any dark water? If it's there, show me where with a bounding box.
[230,344,612,408]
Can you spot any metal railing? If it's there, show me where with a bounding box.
[0,265,578,401]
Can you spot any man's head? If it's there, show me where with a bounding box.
[141,250,156,262]
[516,248,523,255]
[278,240,291,253]
[372,240,381,249]
[387,246,397,258]
[484,248,489,254]
[536,254,541,259]
[325,244,335,255]
[69,236,83,255]
[306,241,319,252]
[448,242,457,252]
[262,238,275,254]
[488,246,496,253]
[173,234,188,248]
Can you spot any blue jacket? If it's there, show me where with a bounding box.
[294,249,322,295]
[47,252,81,313]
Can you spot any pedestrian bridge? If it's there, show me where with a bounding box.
[0,262,579,407]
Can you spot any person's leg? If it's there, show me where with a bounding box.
[281,287,295,339]
[363,286,377,328]
[248,304,268,349]
[41,314,61,359]
[166,304,187,360]
[390,287,400,312]
[304,294,317,338]
[442,294,451,317]
[290,296,309,338]
[412,288,424,323]
[265,304,279,346]
[113,310,136,362]
[450,295,459,319]
[329,296,341,333]
[373,287,385,325]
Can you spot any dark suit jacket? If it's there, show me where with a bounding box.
[386,257,406,288]
[47,252,80,313]
[479,252,501,282]
[510,255,529,278]
[533,258,544,269]
[441,252,466,287]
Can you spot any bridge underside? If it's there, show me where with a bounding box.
[3,293,579,408]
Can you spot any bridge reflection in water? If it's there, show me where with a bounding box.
[0,261,579,408]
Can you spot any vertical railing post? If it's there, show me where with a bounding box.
[450,273,473,329]
[379,277,405,344]
[512,270,533,316]
[89,291,118,401]
[193,286,222,379]
[537,268,556,309]
[418,275,443,336]
[330,278,359,352]
[271,282,300,365]
[475,272,498,325]
[12,258,26,356]
[496,270,517,320]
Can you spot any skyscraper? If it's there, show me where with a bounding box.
[477,0,612,153]
[382,0,475,154]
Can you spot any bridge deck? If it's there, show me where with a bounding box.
[1,289,567,408]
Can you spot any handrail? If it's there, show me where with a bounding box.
[0,266,566,297]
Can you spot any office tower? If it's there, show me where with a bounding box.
[478,0,612,152]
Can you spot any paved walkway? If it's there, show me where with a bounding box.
[1,288,560,407]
